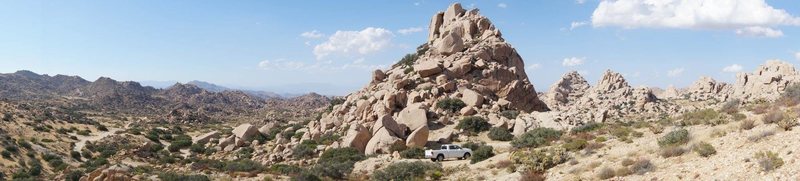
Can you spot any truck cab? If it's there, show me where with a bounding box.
[425,144,473,162]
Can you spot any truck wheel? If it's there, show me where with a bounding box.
[437,155,444,162]
[430,158,437,162]
[462,153,471,160]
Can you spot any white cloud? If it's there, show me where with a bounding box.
[576,0,586,4]
[722,64,743,72]
[497,3,507,8]
[562,57,585,67]
[735,26,783,38]
[526,63,541,70]
[397,27,424,35]
[591,0,800,34]
[795,52,800,60]
[667,68,685,77]
[413,2,420,6]
[300,30,324,39]
[570,21,588,30]
[313,27,394,60]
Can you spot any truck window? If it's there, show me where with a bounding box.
[441,146,448,150]
[448,145,457,150]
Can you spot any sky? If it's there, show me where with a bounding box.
[1,0,799,95]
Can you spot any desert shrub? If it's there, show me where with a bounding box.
[65,170,83,181]
[77,129,91,136]
[71,151,82,160]
[597,167,615,180]
[436,98,466,113]
[721,99,741,114]
[754,151,784,172]
[519,170,546,181]
[488,127,514,141]
[561,138,587,152]
[190,144,206,154]
[5,145,19,153]
[394,53,418,68]
[777,119,797,131]
[292,172,321,181]
[571,122,603,134]
[657,128,689,147]
[731,113,746,121]
[167,134,192,152]
[748,130,776,142]
[371,161,442,181]
[400,147,425,159]
[224,159,263,172]
[270,164,304,175]
[659,146,685,158]
[235,147,254,159]
[28,162,42,176]
[620,158,635,166]
[461,141,483,151]
[615,167,632,177]
[2,113,12,121]
[1,150,11,159]
[456,116,491,134]
[17,140,31,149]
[313,147,366,179]
[96,124,108,132]
[778,84,800,106]
[630,159,654,175]
[740,119,756,130]
[12,168,30,179]
[293,140,318,159]
[158,172,210,181]
[763,111,785,124]
[501,110,520,119]
[511,128,562,149]
[609,125,633,141]
[680,109,721,125]
[471,145,494,164]
[510,147,569,172]
[692,142,716,157]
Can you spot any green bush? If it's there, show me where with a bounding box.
[12,168,30,179]
[393,53,419,68]
[510,147,569,172]
[2,112,12,121]
[471,145,494,164]
[313,147,366,179]
[293,140,318,159]
[571,122,602,134]
[657,128,689,147]
[692,142,716,157]
[17,140,31,149]
[96,124,108,132]
[158,172,210,181]
[65,170,83,181]
[371,161,442,181]
[400,147,425,159]
[500,110,520,119]
[71,151,82,161]
[436,98,467,113]
[292,172,321,181]
[167,134,192,152]
[511,128,562,149]
[562,138,588,152]
[680,109,722,125]
[29,162,42,176]
[755,151,784,172]
[270,164,304,175]
[456,116,491,134]
[488,127,513,141]
[224,159,263,172]
[1,150,11,159]
[190,144,206,154]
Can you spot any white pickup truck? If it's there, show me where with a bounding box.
[425,144,472,162]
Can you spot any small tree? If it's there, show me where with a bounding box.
[436,98,466,113]
[488,127,513,141]
[511,128,562,148]
[456,117,491,134]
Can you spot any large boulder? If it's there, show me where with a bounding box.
[342,124,372,153]
[364,128,404,155]
[232,124,258,146]
[397,107,428,132]
[428,12,445,42]
[372,114,407,137]
[405,126,429,147]
[461,89,484,107]
[192,131,219,144]
[435,31,465,55]
[258,122,276,136]
[414,61,443,78]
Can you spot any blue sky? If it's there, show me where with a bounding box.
[1,0,799,95]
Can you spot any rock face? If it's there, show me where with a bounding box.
[544,70,677,125]
[192,131,219,144]
[731,60,799,101]
[232,124,258,146]
[307,3,548,154]
[685,77,730,101]
[342,124,371,153]
[81,164,133,181]
[544,71,591,109]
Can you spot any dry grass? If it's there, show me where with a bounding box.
[740,120,755,130]
[596,167,615,180]
[659,146,686,158]
[519,170,546,181]
[763,111,785,124]
[748,130,776,142]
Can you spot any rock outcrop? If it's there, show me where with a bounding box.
[684,77,730,101]
[543,71,591,109]
[730,60,799,101]
[305,3,548,154]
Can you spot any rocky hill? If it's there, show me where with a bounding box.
[304,3,548,156]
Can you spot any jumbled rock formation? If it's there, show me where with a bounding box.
[305,3,548,154]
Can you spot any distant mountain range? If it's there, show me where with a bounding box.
[0,70,331,120]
